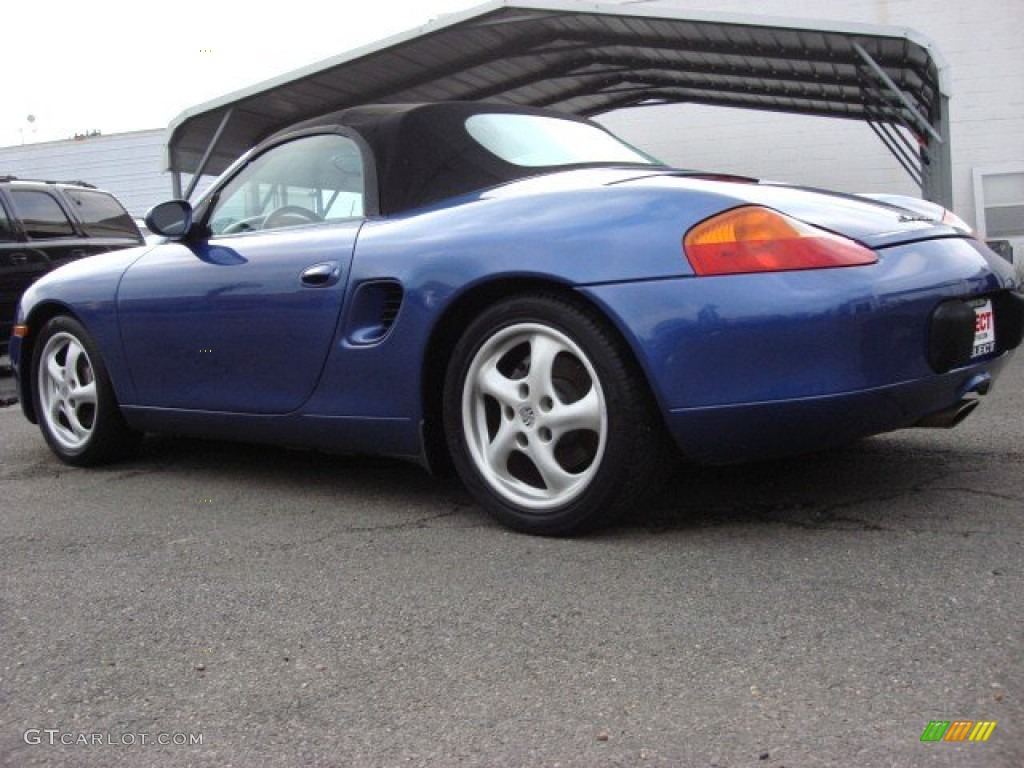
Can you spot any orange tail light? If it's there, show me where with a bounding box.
[684,206,877,276]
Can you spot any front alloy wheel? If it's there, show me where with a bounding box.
[38,331,99,453]
[32,316,139,466]
[444,294,667,535]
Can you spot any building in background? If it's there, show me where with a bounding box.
[0,130,168,218]
[2,0,1020,258]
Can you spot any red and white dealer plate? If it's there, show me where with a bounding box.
[971,298,996,358]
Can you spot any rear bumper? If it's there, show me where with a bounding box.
[664,352,1012,463]
[579,236,1021,464]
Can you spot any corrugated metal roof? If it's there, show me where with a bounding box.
[166,0,949,185]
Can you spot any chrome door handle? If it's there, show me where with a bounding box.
[300,261,341,287]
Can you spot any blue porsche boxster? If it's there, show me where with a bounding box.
[9,102,1023,534]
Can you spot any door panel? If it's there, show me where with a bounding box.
[118,223,359,413]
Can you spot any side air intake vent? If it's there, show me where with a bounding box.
[345,280,405,345]
[381,285,403,330]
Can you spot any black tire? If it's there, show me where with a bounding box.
[443,293,669,535]
[31,315,140,466]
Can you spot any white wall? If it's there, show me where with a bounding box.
[0,130,169,218]
[597,0,1024,236]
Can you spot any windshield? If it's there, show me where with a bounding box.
[466,113,660,168]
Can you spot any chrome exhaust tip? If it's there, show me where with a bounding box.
[913,398,979,429]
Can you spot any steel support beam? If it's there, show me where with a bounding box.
[183,108,235,201]
[921,94,953,208]
[852,42,939,143]
[853,42,951,205]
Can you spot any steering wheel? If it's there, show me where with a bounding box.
[262,205,323,230]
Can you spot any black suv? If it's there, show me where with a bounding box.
[1,176,143,355]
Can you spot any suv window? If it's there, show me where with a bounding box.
[8,189,75,238]
[209,134,365,235]
[1,180,140,357]
[0,200,14,240]
[62,188,140,237]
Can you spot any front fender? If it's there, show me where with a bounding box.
[13,246,152,417]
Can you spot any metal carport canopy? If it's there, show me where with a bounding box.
[166,0,952,205]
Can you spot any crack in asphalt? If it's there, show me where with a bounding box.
[642,471,1022,535]
[929,486,1024,504]
[328,505,483,534]
[0,464,65,481]
[0,507,482,555]
[907,450,1024,464]
[243,506,484,548]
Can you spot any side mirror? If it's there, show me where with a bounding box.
[145,200,194,239]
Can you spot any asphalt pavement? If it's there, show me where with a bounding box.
[1,356,1022,767]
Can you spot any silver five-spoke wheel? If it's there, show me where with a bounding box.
[462,323,608,510]
[444,294,668,536]
[38,331,99,452]
[31,315,140,466]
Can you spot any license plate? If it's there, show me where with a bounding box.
[970,298,996,358]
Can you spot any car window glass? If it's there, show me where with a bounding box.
[62,188,140,238]
[209,134,365,236]
[0,199,15,240]
[465,114,659,167]
[8,189,75,238]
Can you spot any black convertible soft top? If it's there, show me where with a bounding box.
[273,101,655,215]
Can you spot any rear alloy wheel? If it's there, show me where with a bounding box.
[444,294,667,535]
[32,316,139,466]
